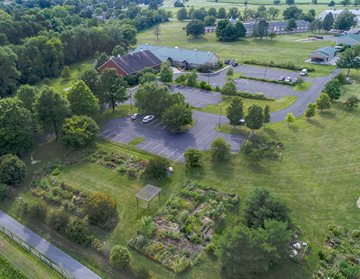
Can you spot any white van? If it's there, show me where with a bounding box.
[300,69,308,76]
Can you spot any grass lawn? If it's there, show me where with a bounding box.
[0,232,61,279]
[294,81,312,92]
[138,20,335,77]
[36,59,94,95]
[197,95,297,114]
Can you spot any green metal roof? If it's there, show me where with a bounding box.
[134,44,220,65]
[336,34,360,46]
[311,46,336,57]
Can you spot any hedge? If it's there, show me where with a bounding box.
[244,59,315,72]
[241,75,294,86]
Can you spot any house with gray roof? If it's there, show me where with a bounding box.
[309,47,337,63]
[134,44,220,69]
[243,20,310,36]
[336,34,360,46]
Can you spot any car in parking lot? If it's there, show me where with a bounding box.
[131,113,142,120]
[142,115,155,123]
[293,77,298,83]
[285,77,292,82]
[300,69,308,76]
[278,76,285,81]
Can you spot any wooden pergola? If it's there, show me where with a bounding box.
[136,184,161,211]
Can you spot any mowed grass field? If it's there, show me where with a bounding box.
[1,71,359,278]
[137,20,335,77]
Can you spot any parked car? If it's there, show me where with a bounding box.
[315,36,323,39]
[285,77,292,82]
[278,76,285,81]
[142,115,155,123]
[300,69,308,76]
[224,59,231,64]
[231,61,239,67]
[131,113,142,120]
[293,77,298,83]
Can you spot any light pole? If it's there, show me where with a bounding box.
[218,104,222,126]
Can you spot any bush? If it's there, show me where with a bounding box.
[109,245,131,269]
[211,138,231,162]
[0,154,26,185]
[144,157,168,179]
[184,148,203,168]
[28,203,47,221]
[132,264,151,279]
[65,220,90,245]
[236,91,272,100]
[0,183,9,201]
[47,210,69,233]
[244,59,315,72]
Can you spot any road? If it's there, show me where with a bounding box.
[0,210,101,279]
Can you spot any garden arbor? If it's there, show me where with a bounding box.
[136,184,161,211]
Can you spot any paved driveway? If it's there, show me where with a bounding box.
[100,110,243,162]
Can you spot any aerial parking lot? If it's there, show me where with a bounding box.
[100,110,243,162]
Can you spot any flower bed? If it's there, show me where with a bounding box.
[128,182,239,273]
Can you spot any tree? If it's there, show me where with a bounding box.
[96,52,109,68]
[62,116,99,148]
[226,67,234,79]
[184,148,203,168]
[0,46,20,97]
[34,86,70,140]
[341,0,351,5]
[159,63,173,83]
[244,188,291,228]
[334,10,357,31]
[305,103,316,119]
[110,245,131,269]
[226,97,244,125]
[316,93,331,111]
[0,98,34,156]
[16,85,39,112]
[343,95,360,111]
[162,103,192,131]
[65,220,90,244]
[144,157,169,179]
[204,15,216,26]
[177,8,188,21]
[283,6,303,20]
[80,68,100,97]
[312,0,318,3]
[186,20,205,38]
[67,80,99,117]
[355,0,360,6]
[284,112,295,126]
[222,81,237,95]
[269,32,277,40]
[322,12,334,32]
[286,0,295,4]
[235,21,247,39]
[264,105,271,124]
[336,46,360,76]
[186,71,197,87]
[148,0,158,10]
[245,105,264,134]
[268,7,280,20]
[139,72,157,84]
[324,79,341,101]
[253,19,269,39]
[228,7,239,19]
[85,192,117,226]
[218,7,227,18]
[97,68,128,112]
[208,7,217,17]
[154,24,161,42]
[328,0,335,6]
[191,9,207,21]
[211,138,231,162]
[28,203,47,221]
[0,154,26,185]
[47,210,69,233]
[61,66,71,80]
[112,45,126,56]
[0,184,9,201]
[286,18,297,31]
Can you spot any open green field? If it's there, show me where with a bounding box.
[0,232,61,279]
[138,21,335,77]
[197,95,297,114]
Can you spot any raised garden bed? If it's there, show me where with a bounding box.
[128,182,239,273]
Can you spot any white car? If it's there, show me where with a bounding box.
[285,77,292,82]
[131,113,142,120]
[142,115,155,123]
[300,69,308,76]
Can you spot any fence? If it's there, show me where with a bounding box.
[0,224,74,279]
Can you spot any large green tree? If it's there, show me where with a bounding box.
[162,103,192,131]
[324,79,341,101]
[316,93,331,111]
[67,80,99,116]
[305,103,316,119]
[0,98,34,155]
[336,45,360,76]
[34,86,70,140]
[0,46,20,97]
[84,191,117,226]
[226,97,244,125]
[80,68,100,97]
[97,68,128,112]
[186,20,205,38]
[322,12,334,32]
[0,154,26,185]
[16,85,39,112]
[211,138,231,162]
[334,10,357,31]
[245,105,264,134]
[159,63,173,83]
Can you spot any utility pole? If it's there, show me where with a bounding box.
[218,105,222,126]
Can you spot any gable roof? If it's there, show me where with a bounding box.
[243,20,309,30]
[134,44,219,65]
[110,50,161,75]
[336,34,360,46]
[311,46,336,57]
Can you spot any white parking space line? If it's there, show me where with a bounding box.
[104,131,117,139]
[160,125,167,130]
[154,121,163,127]
[99,129,110,136]
[140,141,153,149]
[149,143,162,152]
[166,150,177,159]
[146,120,157,126]
[175,154,184,161]
[157,147,169,156]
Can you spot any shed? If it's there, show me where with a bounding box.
[136,184,161,211]
[310,47,337,63]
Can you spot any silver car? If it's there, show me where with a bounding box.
[142,115,155,123]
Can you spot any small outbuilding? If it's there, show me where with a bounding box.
[310,46,337,63]
[135,184,161,211]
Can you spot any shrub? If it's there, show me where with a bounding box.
[109,245,131,269]
[131,264,151,279]
[211,138,231,162]
[184,148,203,168]
[65,220,90,245]
[28,203,47,221]
[84,192,118,228]
[144,157,168,179]
[47,210,69,233]
[244,59,315,72]
[0,183,9,201]
[351,230,360,239]
[0,154,26,185]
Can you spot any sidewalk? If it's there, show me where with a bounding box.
[0,210,101,279]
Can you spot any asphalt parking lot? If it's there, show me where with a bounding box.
[100,111,243,162]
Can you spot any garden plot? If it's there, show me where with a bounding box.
[128,182,239,273]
